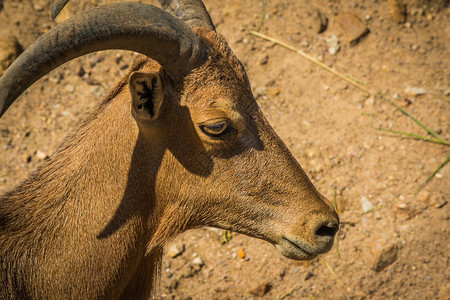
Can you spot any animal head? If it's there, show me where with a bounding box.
[0,0,338,260]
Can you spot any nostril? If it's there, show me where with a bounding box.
[315,223,339,238]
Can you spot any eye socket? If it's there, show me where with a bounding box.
[199,121,232,138]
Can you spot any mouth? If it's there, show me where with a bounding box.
[275,237,319,260]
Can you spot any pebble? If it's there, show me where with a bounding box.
[249,282,271,297]
[35,150,48,160]
[361,196,373,213]
[192,257,204,271]
[404,86,426,96]
[326,35,340,56]
[312,7,328,33]
[0,35,22,76]
[65,84,75,93]
[387,0,407,24]
[417,190,430,204]
[167,242,185,258]
[300,40,310,48]
[33,4,44,12]
[367,233,401,272]
[259,54,269,65]
[336,12,369,43]
[75,65,86,77]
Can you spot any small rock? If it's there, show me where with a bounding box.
[192,257,204,271]
[192,257,204,266]
[0,35,22,76]
[33,3,44,12]
[75,65,86,77]
[300,40,310,48]
[404,22,412,28]
[336,12,369,43]
[387,0,407,24]
[313,8,328,33]
[367,234,401,272]
[326,35,340,55]
[65,84,75,93]
[417,190,430,204]
[404,86,426,96]
[237,248,246,259]
[361,196,373,213]
[259,54,269,65]
[373,243,400,272]
[167,242,185,258]
[396,203,417,220]
[35,150,48,160]
[365,97,375,106]
[249,283,271,297]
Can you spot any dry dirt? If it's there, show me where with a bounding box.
[0,0,449,299]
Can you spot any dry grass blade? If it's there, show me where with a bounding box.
[255,0,266,32]
[278,283,302,300]
[321,259,343,286]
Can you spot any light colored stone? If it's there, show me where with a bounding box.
[326,35,340,55]
[361,196,373,213]
[35,150,48,160]
[404,86,427,96]
[167,242,185,258]
[417,190,430,204]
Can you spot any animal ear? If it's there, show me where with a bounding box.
[129,71,164,121]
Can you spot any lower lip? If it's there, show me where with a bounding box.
[282,237,315,257]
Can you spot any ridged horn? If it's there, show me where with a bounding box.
[159,0,216,31]
[0,2,208,117]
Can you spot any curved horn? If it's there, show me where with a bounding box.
[51,0,216,31]
[0,2,207,117]
[51,0,70,19]
[159,0,216,31]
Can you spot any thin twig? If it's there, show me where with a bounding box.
[376,128,450,146]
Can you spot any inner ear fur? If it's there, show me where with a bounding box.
[129,71,164,121]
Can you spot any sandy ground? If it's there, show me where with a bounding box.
[0,0,449,299]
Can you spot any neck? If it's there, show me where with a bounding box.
[0,88,165,298]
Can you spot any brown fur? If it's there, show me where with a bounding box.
[0,29,338,299]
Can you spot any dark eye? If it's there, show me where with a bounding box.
[199,121,231,138]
